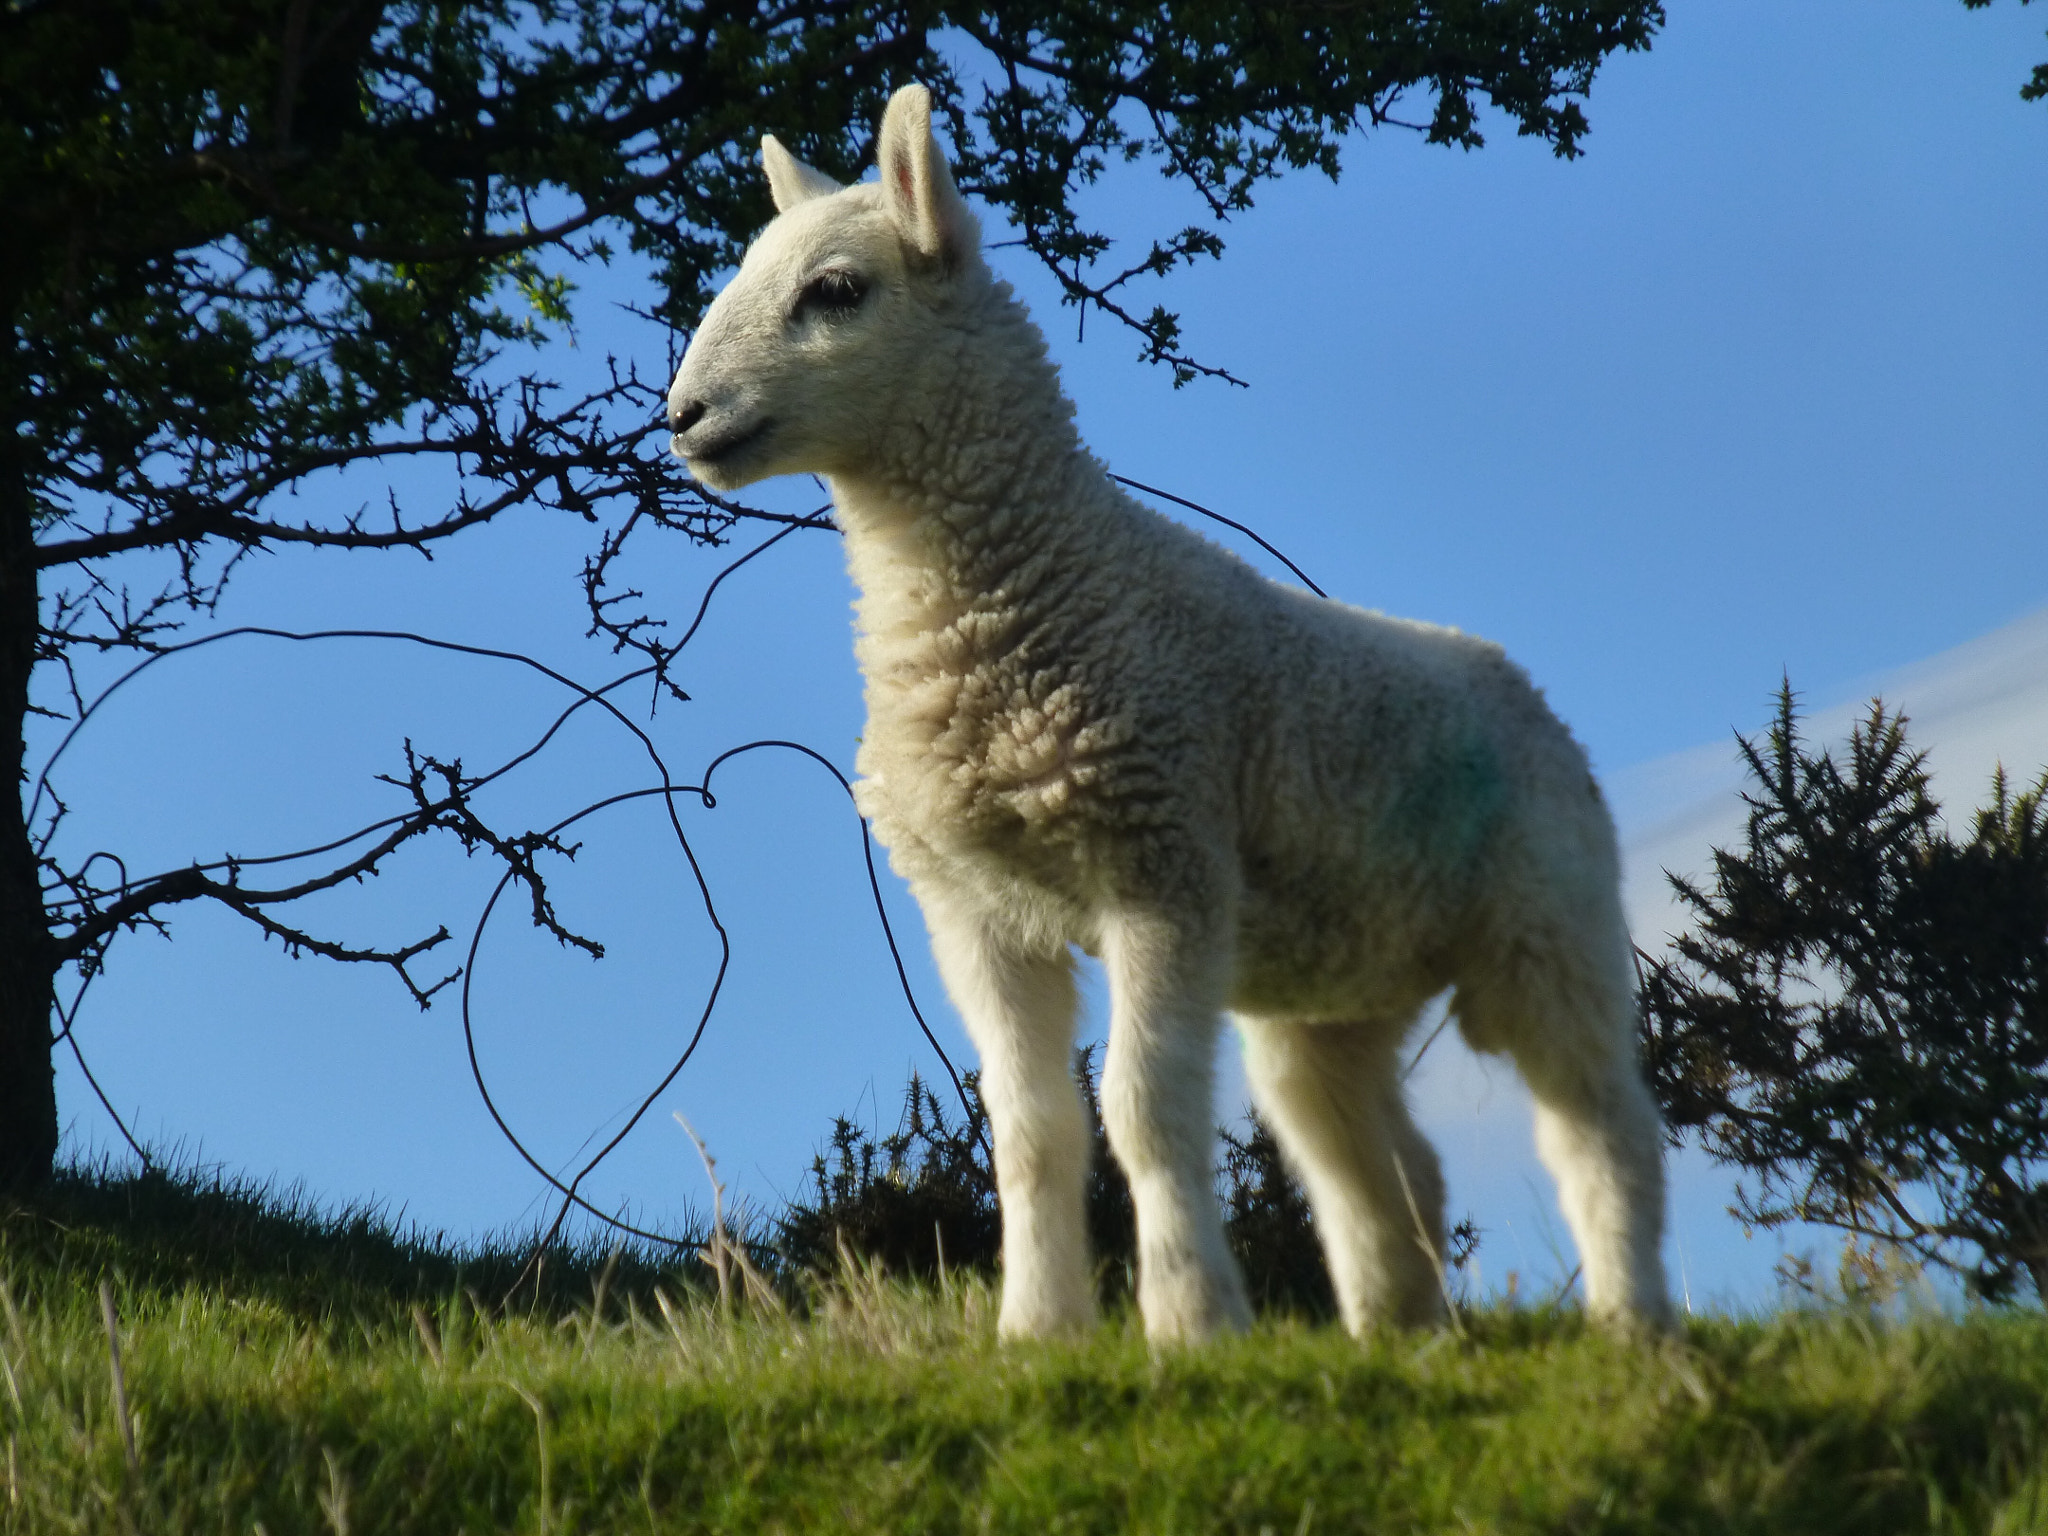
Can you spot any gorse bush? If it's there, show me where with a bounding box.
[1642,687,2048,1304]
[1216,1110,1331,1316]
[778,1073,1002,1285]
[778,1053,1142,1300]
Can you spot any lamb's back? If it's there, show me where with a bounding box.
[852,484,1609,982]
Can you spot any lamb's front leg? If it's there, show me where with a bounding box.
[923,904,1093,1338]
[1099,910,1253,1343]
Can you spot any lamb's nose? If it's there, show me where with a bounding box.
[669,398,707,435]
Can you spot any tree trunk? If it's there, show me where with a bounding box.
[0,440,55,1194]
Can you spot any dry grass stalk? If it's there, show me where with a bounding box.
[674,1113,782,1317]
[652,1287,696,1366]
[826,1234,895,1347]
[0,1279,22,1353]
[1392,1155,1467,1341]
[675,1113,733,1308]
[319,1447,351,1536]
[583,1242,625,1355]
[814,1235,997,1355]
[0,1336,20,1421]
[0,1281,22,1420]
[411,1305,445,1368]
[96,1281,139,1477]
[503,1383,552,1536]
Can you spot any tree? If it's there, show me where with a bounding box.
[1641,689,2048,1303]
[2,0,1666,1193]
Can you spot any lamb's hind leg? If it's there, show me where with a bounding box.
[1098,910,1252,1343]
[1237,1015,1447,1333]
[923,902,1092,1338]
[1457,931,1673,1330]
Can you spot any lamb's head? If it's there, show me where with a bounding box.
[666,85,986,490]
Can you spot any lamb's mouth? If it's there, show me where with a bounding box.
[682,416,775,467]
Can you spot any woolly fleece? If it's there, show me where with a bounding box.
[668,86,1671,1341]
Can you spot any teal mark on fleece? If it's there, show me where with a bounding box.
[1389,731,1506,867]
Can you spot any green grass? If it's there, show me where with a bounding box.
[3,1165,2048,1534]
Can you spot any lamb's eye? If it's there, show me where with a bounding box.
[793,269,868,321]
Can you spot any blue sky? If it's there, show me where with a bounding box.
[42,0,2048,1309]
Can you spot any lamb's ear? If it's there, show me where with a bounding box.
[761,135,842,213]
[875,84,977,270]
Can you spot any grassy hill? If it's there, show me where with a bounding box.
[2,1164,2046,1534]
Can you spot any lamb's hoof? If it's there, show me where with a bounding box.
[1338,1290,1448,1339]
[1138,1274,1253,1345]
[1590,1296,1679,1339]
[996,1289,1095,1342]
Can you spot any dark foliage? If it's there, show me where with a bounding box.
[781,1051,1478,1319]
[1074,1048,1139,1297]
[1641,686,2048,1303]
[774,1059,1137,1295]
[778,1072,1002,1284]
[2,0,1671,669]
[1961,0,2048,103]
[1217,1110,1333,1317]
[1,0,1667,1194]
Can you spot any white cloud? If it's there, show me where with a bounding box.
[1615,605,2048,952]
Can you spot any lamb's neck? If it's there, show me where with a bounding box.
[831,445,1103,605]
[828,307,1113,630]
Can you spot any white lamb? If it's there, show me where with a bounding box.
[667,85,1672,1342]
